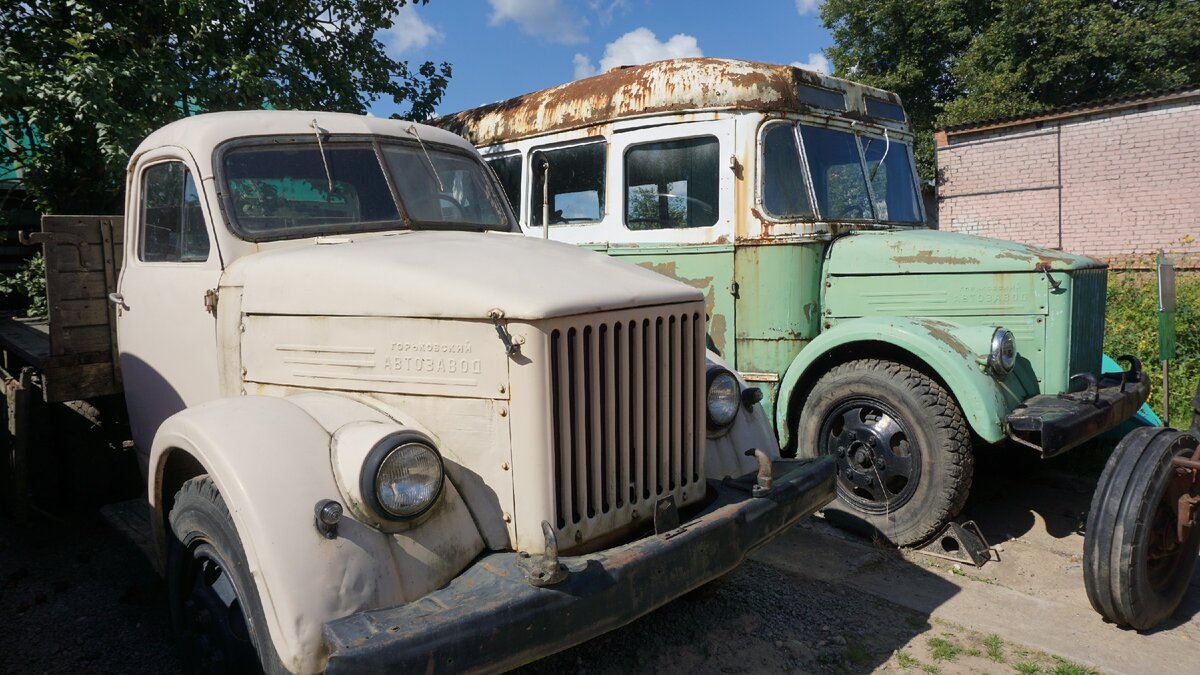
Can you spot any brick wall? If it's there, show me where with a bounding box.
[936,94,1200,267]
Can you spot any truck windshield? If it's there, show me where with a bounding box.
[221,140,510,241]
[760,122,922,225]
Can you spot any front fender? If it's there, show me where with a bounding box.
[705,350,781,479]
[148,394,483,674]
[775,317,1010,449]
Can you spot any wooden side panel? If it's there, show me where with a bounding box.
[37,215,124,401]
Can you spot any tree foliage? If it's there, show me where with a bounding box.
[822,0,1200,179]
[0,0,451,214]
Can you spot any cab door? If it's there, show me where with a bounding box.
[606,119,737,361]
[115,149,223,469]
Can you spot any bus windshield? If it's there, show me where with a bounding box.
[761,122,923,225]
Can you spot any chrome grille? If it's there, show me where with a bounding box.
[1068,267,1107,377]
[549,310,705,537]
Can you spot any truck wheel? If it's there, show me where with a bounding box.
[168,476,286,674]
[1083,428,1200,630]
[797,359,973,546]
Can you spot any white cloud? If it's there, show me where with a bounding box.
[589,0,627,25]
[791,52,831,75]
[573,53,598,79]
[488,0,587,44]
[573,27,702,79]
[795,0,822,16]
[382,6,443,55]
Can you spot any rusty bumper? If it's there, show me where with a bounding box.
[1005,369,1151,458]
[322,456,836,675]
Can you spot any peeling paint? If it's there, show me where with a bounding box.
[892,250,980,266]
[435,58,904,147]
[914,319,972,359]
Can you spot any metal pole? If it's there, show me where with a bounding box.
[541,160,550,240]
[1163,359,1170,427]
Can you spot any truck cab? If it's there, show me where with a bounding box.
[436,58,1149,546]
[2,110,835,673]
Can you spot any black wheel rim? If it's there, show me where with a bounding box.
[1144,437,1200,592]
[178,542,258,673]
[819,396,921,514]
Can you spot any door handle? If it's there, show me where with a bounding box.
[108,292,129,310]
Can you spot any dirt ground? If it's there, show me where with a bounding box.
[1,447,1197,674]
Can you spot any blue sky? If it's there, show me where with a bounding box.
[370,0,833,118]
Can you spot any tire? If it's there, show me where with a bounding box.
[1083,428,1200,630]
[168,476,287,674]
[797,359,973,546]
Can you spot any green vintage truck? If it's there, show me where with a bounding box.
[437,58,1150,545]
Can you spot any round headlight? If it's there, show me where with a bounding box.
[988,328,1017,377]
[707,368,741,430]
[366,438,445,520]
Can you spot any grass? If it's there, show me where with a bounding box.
[895,651,921,669]
[1104,269,1199,426]
[1014,661,1041,674]
[927,636,961,662]
[984,633,1005,662]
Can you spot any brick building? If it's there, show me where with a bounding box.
[935,87,1200,267]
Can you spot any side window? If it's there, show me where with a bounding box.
[530,142,605,225]
[760,123,815,219]
[140,161,210,262]
[624,136,719,230]
[485,154,522,218]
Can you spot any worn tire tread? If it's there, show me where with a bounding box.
[799,358,973,546]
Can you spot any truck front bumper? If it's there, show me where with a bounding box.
[322,456,835,675]
[1005,367,1151,458]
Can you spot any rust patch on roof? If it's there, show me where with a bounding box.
[434,58,901,146]
[892,250,980,266]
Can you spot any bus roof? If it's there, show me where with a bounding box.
[436,58,907,147]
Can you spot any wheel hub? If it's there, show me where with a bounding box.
[820,397,921,514]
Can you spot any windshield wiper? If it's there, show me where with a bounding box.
[407,123,445,192]
[868,128,890,182]
[310,119,335,195]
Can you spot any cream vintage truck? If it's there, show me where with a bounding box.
[0,111,835,673]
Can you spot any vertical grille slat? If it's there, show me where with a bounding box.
[645,319,659,498]
[632,321,645,504]
[603,325,618,511]
[693,313,705,482]
[552,331,572,528]
[587,326,603,517]
[547,306,706,545]
[682,313,694,483]
[571,328,588,523]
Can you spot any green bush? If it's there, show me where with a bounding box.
[0,252,48,318]
[1104,270,1198,426]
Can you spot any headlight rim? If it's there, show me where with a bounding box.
[359,430,446,522]
[988,327,1018,378]
[706,366,741,432]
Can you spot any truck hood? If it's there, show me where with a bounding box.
[222,230,701,320]
[826,229,1104,275]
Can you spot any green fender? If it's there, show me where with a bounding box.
[775,317,1010,450]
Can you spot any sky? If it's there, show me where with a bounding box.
[369,0,834,118]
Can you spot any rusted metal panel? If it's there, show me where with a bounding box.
[437,58,906,147]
